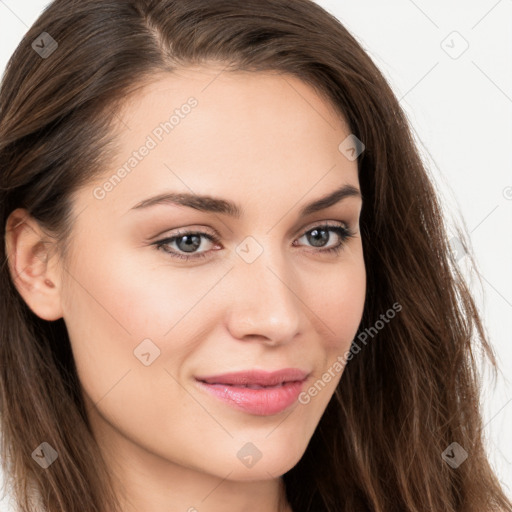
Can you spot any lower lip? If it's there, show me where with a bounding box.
[195,379,306,416]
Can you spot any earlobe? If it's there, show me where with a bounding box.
[4,208,64,321]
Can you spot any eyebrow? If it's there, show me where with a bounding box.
[129,183,362,218]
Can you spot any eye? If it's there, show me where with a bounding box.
[153,222,356,262]
[293,223,355,256]
[154,229,220,261]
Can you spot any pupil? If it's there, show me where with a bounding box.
[177,235,201,253]
[309,228,328,247]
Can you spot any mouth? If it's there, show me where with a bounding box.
[194,368,310,416]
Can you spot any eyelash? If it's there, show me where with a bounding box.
[153,223,356,262]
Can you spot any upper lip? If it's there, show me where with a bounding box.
[195,368,310,386]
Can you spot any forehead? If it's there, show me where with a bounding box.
[76,66,359,221]
[119,65,348,127]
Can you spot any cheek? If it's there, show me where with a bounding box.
[60,243,178,397]
[60,239,238,413]
[62,239,211,342]
[307,254,366,353]
[295,261,365,428]
[60,244,210,455]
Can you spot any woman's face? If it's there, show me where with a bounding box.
[31,68,366,490]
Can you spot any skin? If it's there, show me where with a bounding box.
[6,67,366,512]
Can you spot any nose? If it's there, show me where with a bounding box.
[225,246,304,346]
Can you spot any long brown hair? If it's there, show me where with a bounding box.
[1,1,510,511]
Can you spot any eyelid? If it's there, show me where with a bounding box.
[299,219,349,232]
[149,224,218,241]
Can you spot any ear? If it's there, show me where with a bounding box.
[4,208,64,321]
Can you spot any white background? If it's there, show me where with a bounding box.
[0,0,511,508]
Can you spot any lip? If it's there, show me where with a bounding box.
[195,368,309,386]
[194,368,310,416]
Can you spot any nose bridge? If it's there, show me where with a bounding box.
[226,237,303,342]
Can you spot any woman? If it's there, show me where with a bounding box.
[1,1,510,511]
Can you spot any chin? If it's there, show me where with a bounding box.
[226,458,301,482]
[220,437,308,482]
